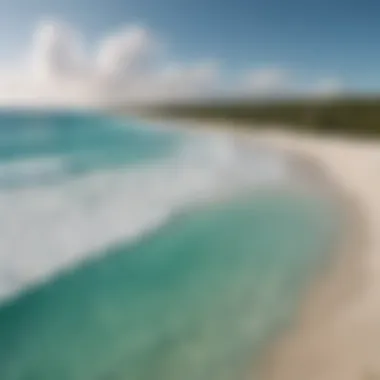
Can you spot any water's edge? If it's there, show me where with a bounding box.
[255,143,368,380]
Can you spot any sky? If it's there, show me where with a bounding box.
[0,0,377,106]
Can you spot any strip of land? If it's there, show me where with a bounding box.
[125,96,380,137]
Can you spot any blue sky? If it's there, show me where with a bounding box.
[0,0,378,105]
[0,0,377,88]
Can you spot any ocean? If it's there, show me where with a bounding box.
[0,112,338,380]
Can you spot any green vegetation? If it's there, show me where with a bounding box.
[138,97,380,137]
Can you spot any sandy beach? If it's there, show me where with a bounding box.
[252,131,374,380]
[149,117,379,380]
[227,128,380,380]
[217,126,380,380]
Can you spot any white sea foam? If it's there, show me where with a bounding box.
[0,157,67,186]
[0,132,290,301]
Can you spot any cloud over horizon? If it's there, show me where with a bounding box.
[0,20,343,107]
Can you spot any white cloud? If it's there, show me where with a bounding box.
[96,26,156,80]
[0,21,222,106]
[31,21,87,81]
[0,21,343,107]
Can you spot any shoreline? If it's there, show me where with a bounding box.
[141,116,373,379]
[254,135,368,380]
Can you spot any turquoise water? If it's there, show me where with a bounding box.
[0,111,180,187]
[0,112,337,380]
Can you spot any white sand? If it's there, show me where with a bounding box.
[250,130,378,380]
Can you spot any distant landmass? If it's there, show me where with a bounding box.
[124,96,380,137]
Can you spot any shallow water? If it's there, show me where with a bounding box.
[0,112,338,380]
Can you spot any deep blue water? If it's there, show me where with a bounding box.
[0,112,338,380]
